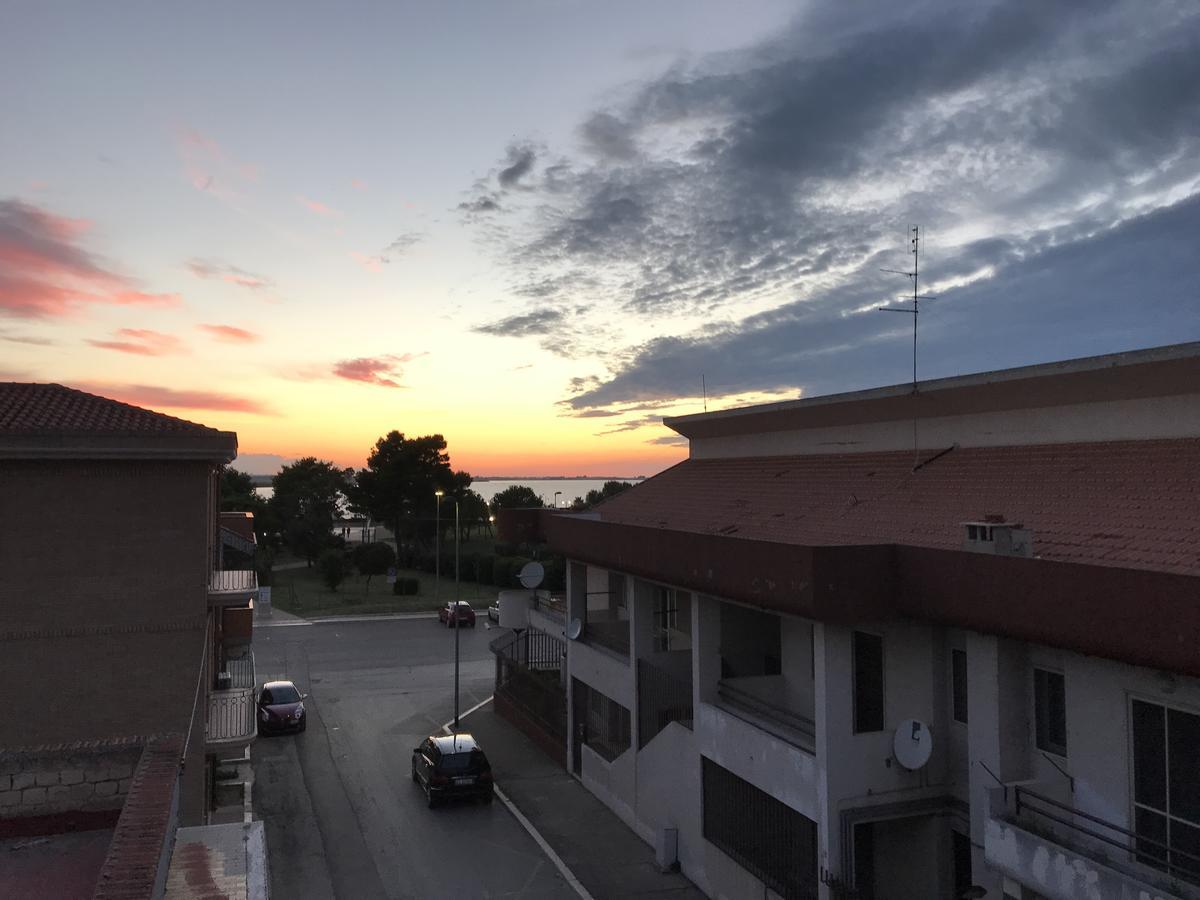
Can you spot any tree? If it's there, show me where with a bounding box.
[270,458,351,564]
[352,542,396,592]
[219,467,277,546]
[318,549,347,591]
[488,485,544,516]
[351,432,458,547]
[583,481,634,507]
[457,489,490,541]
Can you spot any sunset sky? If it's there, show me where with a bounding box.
[2,1,1198,475]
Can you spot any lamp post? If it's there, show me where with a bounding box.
[554,490,562,509]
[453,498,461,731]
[434,490,444,610]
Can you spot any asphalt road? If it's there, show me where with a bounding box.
[253,616,575,900]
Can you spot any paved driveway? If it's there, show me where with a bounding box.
[253,617,575,900]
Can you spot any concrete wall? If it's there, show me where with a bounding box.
[689,394,1200,459]
[0,459,215,824]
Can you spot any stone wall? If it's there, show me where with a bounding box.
[0,741,142,819]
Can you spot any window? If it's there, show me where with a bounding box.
[853,632,884,733]
[702,757,817,899]
[952,649,969,724]
[1034,668,1067,756]
[654,587,679,652]
[573,679,631,762]
[1132,699,1200,882]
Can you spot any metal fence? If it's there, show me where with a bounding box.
[492,629,567,746]
[637,658,693,749]
[1015,786,1200,888]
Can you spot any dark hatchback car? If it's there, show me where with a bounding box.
[438,601,476,628]
[258,680,307,735]
[411,734,494,807]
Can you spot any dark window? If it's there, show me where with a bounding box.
[654,587,679,652]
[952,830,973,897]
[574,679,631,762]
[853,632,884,733]
[853,822,875,900]
[702,757,817,899]
[1133,699,1200,881]
[952,649,969,724]
[1034,669,1067,756]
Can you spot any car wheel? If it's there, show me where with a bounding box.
[299,718,306,733]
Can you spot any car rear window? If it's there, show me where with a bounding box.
[439,751,484,772]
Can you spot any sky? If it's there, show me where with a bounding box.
[2,0,1198,476]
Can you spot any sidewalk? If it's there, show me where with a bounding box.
[463,704,706,900]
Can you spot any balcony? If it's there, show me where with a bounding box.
[208,568,257,606]
[716,675,815,753]
[206,688,255,752]
[985,786,1200,900]
[637,656,693,749]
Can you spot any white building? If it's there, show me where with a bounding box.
[541,343,1200,900]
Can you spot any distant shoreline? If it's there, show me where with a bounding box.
[472,475,646,482]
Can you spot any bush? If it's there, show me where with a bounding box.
[460,552,480,582]
[352,542,396,587]
[493,542,518,557]
[391,577,420,596]
[318,549,347,591]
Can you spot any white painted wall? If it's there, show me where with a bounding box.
[688,394,1200,459]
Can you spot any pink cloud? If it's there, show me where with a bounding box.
[175,127,258,198]
[198,323,260,343]
[299,196,342,217]
[332,353,421,388]
[0,199,183,319]
[87,328,186,356]
[187,258,272,292]
[73,382,273,415]
[350,251,383,273]
[351,178,366,190]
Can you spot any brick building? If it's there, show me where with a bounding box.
[0,383,262,896]
[496,343,1200,900]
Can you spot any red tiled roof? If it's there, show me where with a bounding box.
[595,439,1200,577]
[0,383,222,436]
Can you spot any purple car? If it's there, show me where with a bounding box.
[258,680,307,735]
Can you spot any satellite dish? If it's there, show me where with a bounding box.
[893,719,933,770]
[566,618,583,641]
[518,561,545,590]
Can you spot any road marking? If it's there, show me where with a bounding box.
[256,620,313,628]
[441,697,595,900]
[257,612,441,628]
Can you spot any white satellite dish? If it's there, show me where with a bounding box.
[566,618,583,641]
[893,719,933,770]
[518,561,545,590]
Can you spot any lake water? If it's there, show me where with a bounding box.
[254,477,643,508]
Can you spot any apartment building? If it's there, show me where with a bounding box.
[539,343,1200,900]
[0,383,258,828]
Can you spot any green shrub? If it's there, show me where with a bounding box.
[493,541,518,557]
[318,549,347,591]
[475,554,495,585]
[391,577,420,596]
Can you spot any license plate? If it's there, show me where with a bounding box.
[453,776,475,786]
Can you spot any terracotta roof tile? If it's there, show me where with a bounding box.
[0,383,222,437]
[596,438,1200,577]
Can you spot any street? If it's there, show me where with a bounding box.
[253,615,576,900]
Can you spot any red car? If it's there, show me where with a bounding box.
[258,680,307,735]
[438,601,476,628]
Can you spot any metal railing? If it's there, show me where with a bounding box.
[492,627,565,673]
[717,679,815,752]
[206,688,256,747]
[583,611,630,657]
[492,629,566,744]
[1014,786,1200,888]
[637,658,693,748]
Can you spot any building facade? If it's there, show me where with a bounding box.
[0,383,257,826]
[543,344,1200,900]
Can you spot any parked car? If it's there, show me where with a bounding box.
[258,680,307,735]
[438,600,476,628]
[487,602,499,622]
[411,733,494,807]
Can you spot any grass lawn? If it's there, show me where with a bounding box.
[269,563,498,619]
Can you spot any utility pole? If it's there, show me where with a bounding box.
[453,498,461,731]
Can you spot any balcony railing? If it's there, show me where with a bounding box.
[209,568,258,599]
[1013,786,1200,891]
[206,688,256,749]
[637,657,693,748]
[223,650,255,690]
[583,609,630,658]
[717,676,815,753]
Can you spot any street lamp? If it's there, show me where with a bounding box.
[554,490,561,508]
[453,497,461,731]
[434,490,444,609]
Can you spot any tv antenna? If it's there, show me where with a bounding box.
[879,225,936,464]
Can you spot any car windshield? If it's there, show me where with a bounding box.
[439,751,484,773]
[269,685,301,704]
